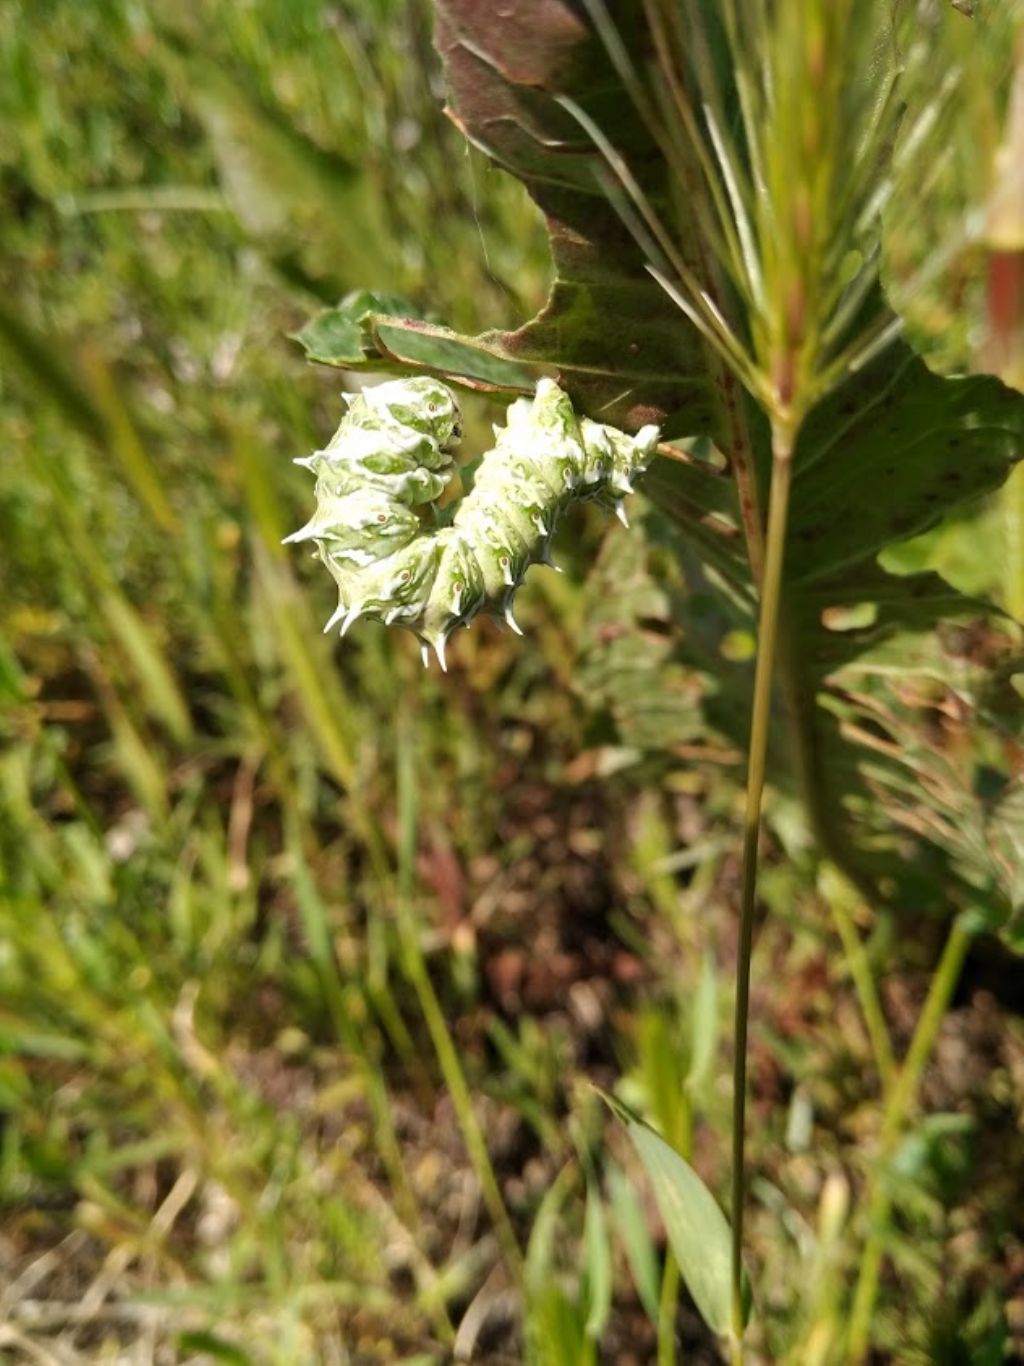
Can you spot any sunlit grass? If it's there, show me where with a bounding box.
[1,2,1021,1363]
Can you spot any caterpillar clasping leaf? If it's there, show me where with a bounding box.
[286,376,659,669]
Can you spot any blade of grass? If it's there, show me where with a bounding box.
[395,704,523,1284]
[822,869,896,1092]
[845,916,974,1363]
[78,344,179,534]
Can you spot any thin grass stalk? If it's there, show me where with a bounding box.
[730,418,795,1356]
[287,821,429,1241]
[1005,462,1024,621]
[829,892,896,1092]
[395,709,524,1284]
[845,917,973,1363]
[642,1,759,299]
[26,446,192,745]
[648,265,765,399]
[555,96,707,301]
[657,1250,680,1365]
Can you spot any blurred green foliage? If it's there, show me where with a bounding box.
[0,2,1022,1363]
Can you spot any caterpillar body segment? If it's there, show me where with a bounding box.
[287,376,659,668]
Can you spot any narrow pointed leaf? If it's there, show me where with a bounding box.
[583,1178,612,1341]
[607,1161,661,1325]
[625,1115,743,1338]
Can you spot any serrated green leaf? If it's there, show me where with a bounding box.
[583,510,1023,939]
[424,0,1024,942]
[297,0,713,432]
[429,3,720,435]
[788,348,1024,584]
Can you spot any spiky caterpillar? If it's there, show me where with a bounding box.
[286,376,659,669]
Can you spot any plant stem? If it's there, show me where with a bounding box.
[845,917,973,1363]
[399,937,524,1282]
[730,420,795,1347]
[1003,461,1024,623]
[657,1251,680,1366]
[395,710,524,1285]
[828,878,896,1092]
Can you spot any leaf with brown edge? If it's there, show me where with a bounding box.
[296,1,714,435]
[434,0,716,435]
[294,294,540,394]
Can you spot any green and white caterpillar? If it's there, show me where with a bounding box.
[286,376,659,669]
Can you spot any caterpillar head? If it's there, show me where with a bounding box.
[580,419,660,497]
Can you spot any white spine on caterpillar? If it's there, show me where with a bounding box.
[286,376,659,669]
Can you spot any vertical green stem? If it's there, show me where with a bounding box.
[657,1251,680,1366]
[845,917,973,1363]
[730,423,795,1350]
[1003,461,1024,623]
[829,883,896,1092]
